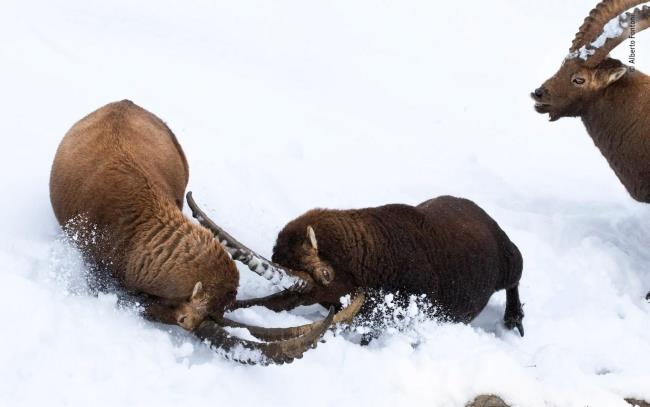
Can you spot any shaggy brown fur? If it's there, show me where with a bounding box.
[533,1,650,298]
[533,58,650,201]
[532,1,650,202]
[265,196,524,333]
[50,100,239,330]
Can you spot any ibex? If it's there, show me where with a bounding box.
[532,0,650,298]
[49,100,358,364]
[190,195,525,336]
[532,0,649,199]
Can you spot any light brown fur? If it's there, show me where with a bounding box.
[50,100,239,330]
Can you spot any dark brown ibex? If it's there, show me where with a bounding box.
[532,0,650,299]
[190,195,524,336]
[49,100,354,364]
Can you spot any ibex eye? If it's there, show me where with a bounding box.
[572,77,585,85]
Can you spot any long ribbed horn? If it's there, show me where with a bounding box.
[583,4,650,67]
[217,291,365,342]
[215,317,324,342]
[331,291,365,324]
[570,0,647,53]
[568,1,650,65]
[195,306,335,365]
[186,192,314,292]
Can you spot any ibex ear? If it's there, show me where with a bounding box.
[306,226,318,250]
[605,67,628,86]
[191,281,203,300]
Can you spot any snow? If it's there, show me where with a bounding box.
[0,1,649,406]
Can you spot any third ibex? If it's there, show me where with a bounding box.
[532,0,650,298]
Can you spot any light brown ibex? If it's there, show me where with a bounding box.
[49,100,359,364]
[532,0,650,299]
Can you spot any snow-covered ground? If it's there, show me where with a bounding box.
[1,1,649,406]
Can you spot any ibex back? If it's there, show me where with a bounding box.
[225,196,525,337]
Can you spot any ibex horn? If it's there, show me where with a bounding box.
[186,192,314,293]
[216,291,365,342]
[567,0,649,66]
[194,306,335,365]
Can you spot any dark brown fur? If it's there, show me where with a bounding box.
[533,59,650,202]
[50,100,239,330]
[269,196,524,330]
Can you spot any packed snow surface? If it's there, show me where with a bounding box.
[1,1,649,406]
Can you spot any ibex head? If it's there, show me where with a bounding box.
[271,225,336,286]
[176,280,236,330]
[532,0,650,121]
[175,238,240,330]
[186,193,334,291]
[175,282,209,330]
[185,194,366,364]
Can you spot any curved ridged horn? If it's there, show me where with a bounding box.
[583,4,650,67]
[570,0,647,52]
[331,291,365,324]
[194,306,335,365]
[218,291,365,342]
[186,192,314,292]
[215,316,325,342]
